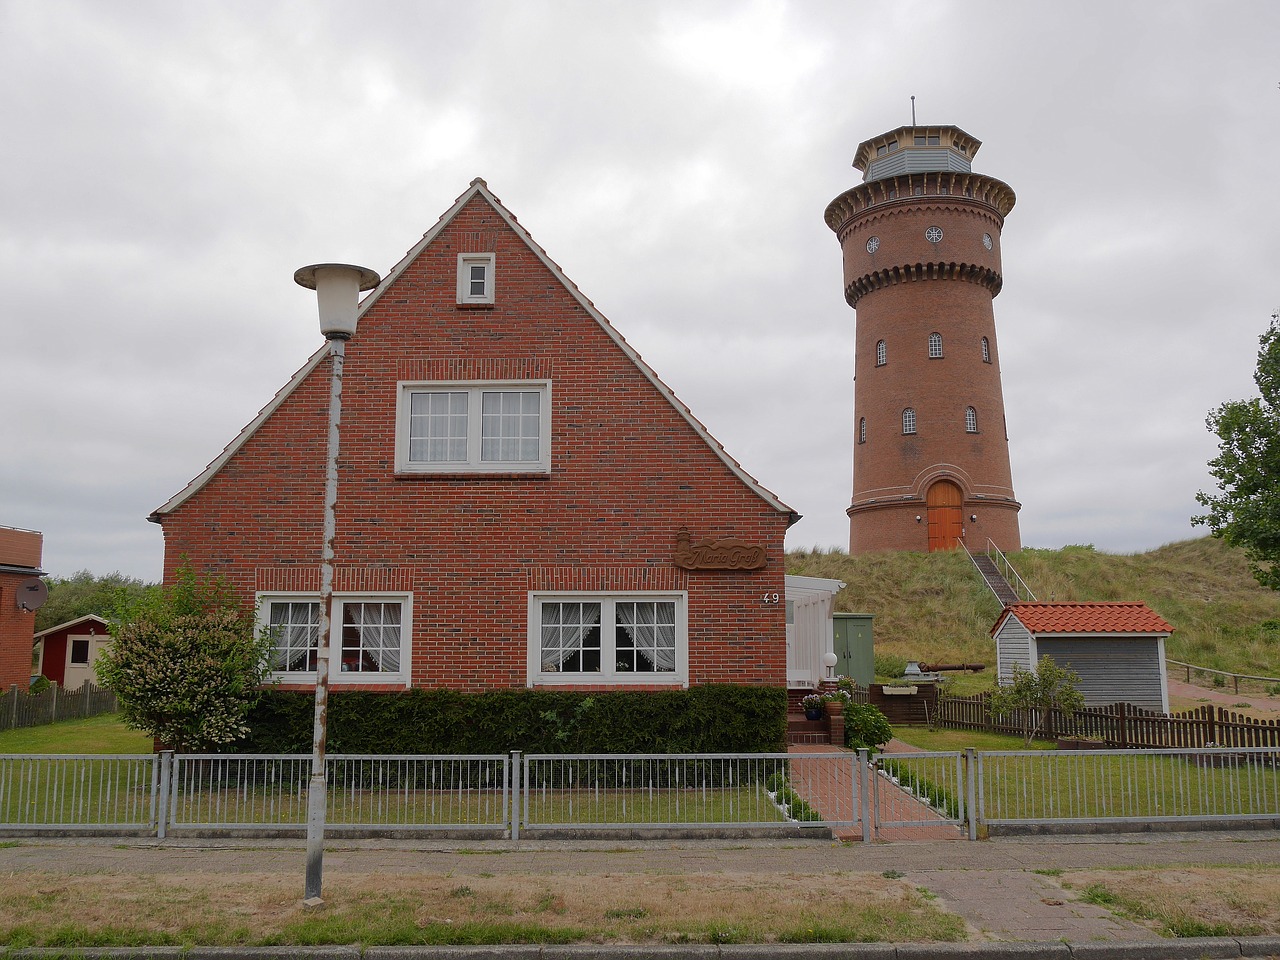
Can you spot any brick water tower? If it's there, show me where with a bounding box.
[825,124,1021,553]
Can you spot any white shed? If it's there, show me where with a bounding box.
[992,602,1172,713]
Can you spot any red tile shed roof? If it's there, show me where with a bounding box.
[993,602,1173,637]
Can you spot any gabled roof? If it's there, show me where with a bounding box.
[152,179,795,522]
[992,602,1172,638]
[34,614,110,640]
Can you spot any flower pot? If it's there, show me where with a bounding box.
[804,707,823,721]
[824,700,844,717]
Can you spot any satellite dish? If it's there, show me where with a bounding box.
[17,577,47,612]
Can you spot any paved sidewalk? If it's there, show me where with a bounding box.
[1,830,1278,954]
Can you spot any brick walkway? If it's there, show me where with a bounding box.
[787,741,963,841]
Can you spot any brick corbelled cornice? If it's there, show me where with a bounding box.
[824,172,1015,233]
[844,260,1003,306]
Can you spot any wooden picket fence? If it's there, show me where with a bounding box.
[937,693,1280,748]
[0,682,117,732]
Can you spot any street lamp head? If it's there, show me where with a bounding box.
[294,263,381,341]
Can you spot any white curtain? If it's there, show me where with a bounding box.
[541,602,601,670]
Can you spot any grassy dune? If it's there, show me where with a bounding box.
[787,537,1280,687]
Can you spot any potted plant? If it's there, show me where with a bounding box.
[800,693,824,721]
[823,688,852,717]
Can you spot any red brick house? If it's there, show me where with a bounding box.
[0,525,44,690]
[150,180,797,694]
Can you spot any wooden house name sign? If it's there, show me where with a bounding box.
[673,527,767,571]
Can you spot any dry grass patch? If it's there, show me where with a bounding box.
[0,870,965,947]
[1059,866,1280,938]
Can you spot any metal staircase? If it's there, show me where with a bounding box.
[962,539,1036,606]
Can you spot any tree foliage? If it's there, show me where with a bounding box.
[94,569,274,752]
[35,570,155,633]
[989,655,1085,746]
[1195,315,1280,590]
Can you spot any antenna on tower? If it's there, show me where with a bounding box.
[910,95,916,126]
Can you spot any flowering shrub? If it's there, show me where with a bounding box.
[95,569,274,752]
[800,693,824,711]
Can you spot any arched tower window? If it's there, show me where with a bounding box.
[875,340,887,366]
[858,417,867,444]
[981,337,991,363]
[965,407,978,433]
[902,408,917,435]
[928,332,943,358]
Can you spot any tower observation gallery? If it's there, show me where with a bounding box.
[825,124,1021,554]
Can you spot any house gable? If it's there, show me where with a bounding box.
[151,183,795,694]
[153,180,792,522]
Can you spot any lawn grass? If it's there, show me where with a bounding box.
[1060,865,1280,937]
[888,727,1056,752]
[0,870,967,947]
[0,714,151,755]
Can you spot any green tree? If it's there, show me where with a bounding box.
[1195,314,1280,590]
[989,655,1085,746]
[35,570,155,633]
[94,569,274,751]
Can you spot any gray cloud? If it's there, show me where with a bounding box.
[3,0,1277,579]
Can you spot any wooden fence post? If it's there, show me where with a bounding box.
[1116,702,1128,749]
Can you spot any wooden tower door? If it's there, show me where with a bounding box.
[926,480,964,551]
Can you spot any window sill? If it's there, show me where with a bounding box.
[394,470,551,481]
[455,302,495,310]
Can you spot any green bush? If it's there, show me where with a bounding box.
[843,702,892,751]
[240,684,787,755]
[27,676,50,695]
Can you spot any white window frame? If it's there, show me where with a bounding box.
[981,337,991,363]
[258,592,413,687]
[527,592,689,687]
[928,332,944,358]
[875,339,887,366]
[965,406,979,433]
[457,253,495,304]
[395,380,551,474]
[858,417,867,444]
[902,407,917,435]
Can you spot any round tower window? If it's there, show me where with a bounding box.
[866,236,880,253]
[983,233,993,250]
[925,226,944,243]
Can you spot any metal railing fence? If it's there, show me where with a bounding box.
[0,754,156,831]
[169,753,509,834]
[977,746,1280,826]
[520,752,868,837]
[0,747,1275,838]
[874,751,968,833]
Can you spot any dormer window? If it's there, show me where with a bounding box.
[457,253,496,305]
[913,134,940,146]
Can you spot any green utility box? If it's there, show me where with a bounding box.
[833,612,874,686]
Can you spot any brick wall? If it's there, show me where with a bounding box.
[158,192,791,692]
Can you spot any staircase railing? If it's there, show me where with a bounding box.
[987,539,1036,602]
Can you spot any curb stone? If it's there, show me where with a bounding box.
[8,940,1280,959]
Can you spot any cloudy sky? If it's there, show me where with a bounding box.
[2,0,1277,582]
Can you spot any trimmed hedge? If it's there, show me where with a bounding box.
[239,684,787,755]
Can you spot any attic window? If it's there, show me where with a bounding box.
[457,253,495,305]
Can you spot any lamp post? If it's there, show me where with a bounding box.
[294,262,380,905]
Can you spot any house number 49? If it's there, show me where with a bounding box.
[762,592,781,604]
